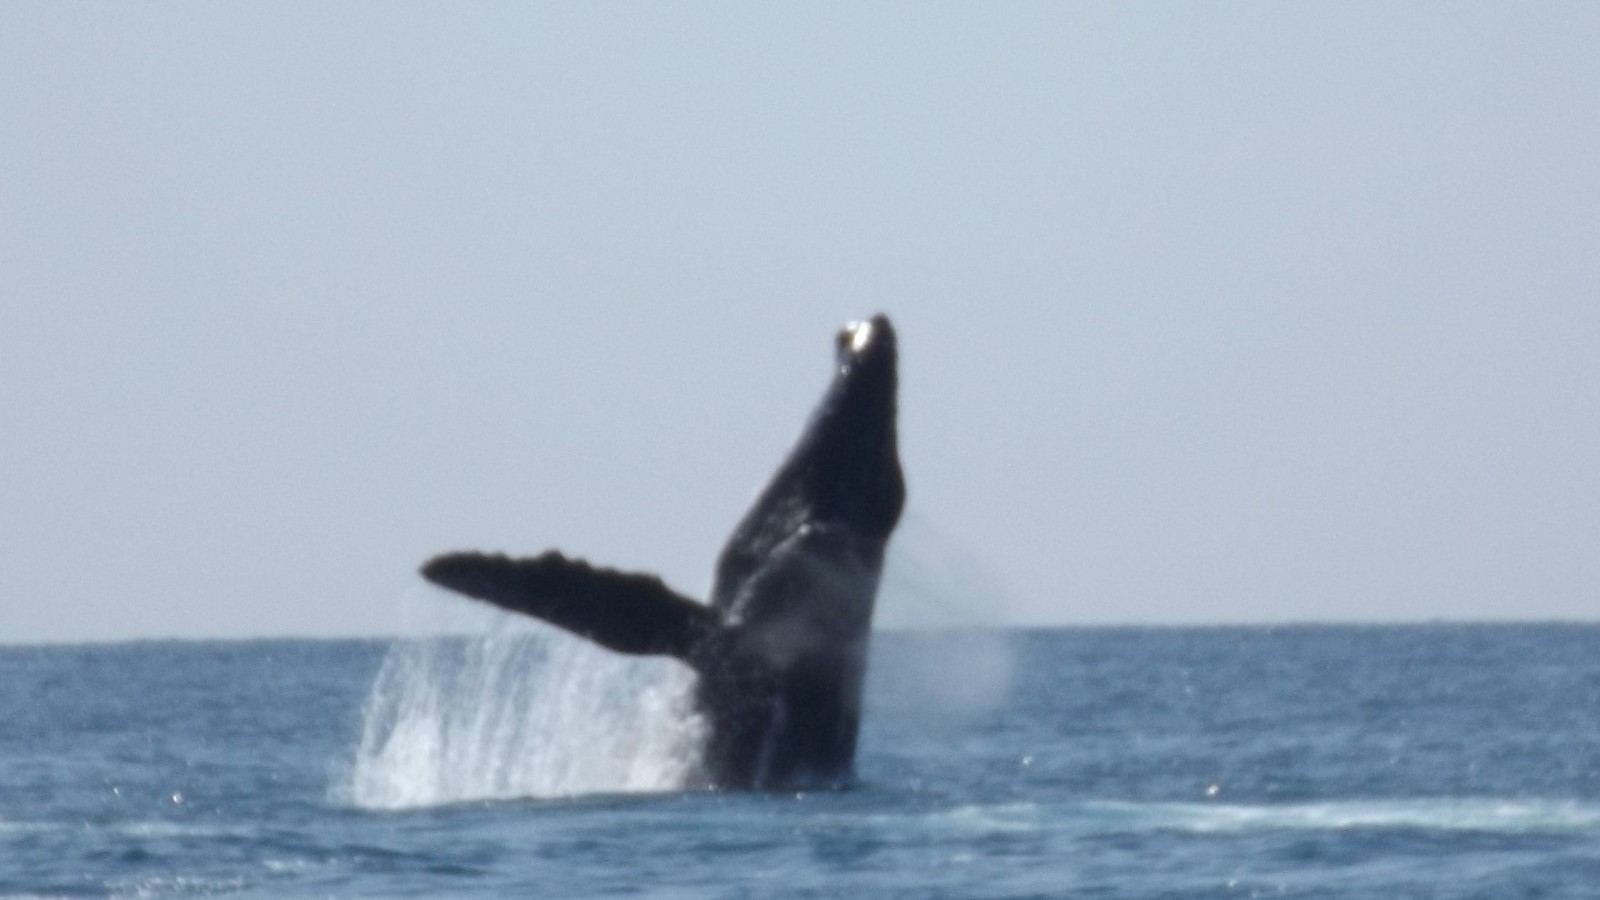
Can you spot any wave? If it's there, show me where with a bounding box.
[340,623,705,810]
[0,818,243,839]
[821,799,1600,840]
[105,874,250,897]
[1081,798,1600,835]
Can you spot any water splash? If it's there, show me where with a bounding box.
[342,621,705,809]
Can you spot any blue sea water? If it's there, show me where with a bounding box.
[2,624,1598,898]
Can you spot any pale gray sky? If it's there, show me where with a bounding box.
[2,3,1596,643]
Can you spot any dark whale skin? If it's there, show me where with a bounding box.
[421,315,904,790]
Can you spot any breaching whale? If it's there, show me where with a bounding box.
[421,315,905,790]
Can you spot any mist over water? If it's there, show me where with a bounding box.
[343,623,704,809]
[872,516,1016,719]
[877,514,1015,631]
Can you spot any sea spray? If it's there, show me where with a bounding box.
[344,621,704,809]
[872,515,1015,720]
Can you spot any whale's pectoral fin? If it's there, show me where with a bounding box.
[420,550,714,660]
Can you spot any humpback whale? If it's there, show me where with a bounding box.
[421,315,905,790]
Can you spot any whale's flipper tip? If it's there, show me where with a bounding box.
[420,550,713,660]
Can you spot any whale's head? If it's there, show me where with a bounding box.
[831,315,898,408]
[834,315,895,372]
[795,313,904,538]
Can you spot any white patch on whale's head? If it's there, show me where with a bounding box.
[836,320,870,360]
[847,319,873,353]
[835,317,888,368]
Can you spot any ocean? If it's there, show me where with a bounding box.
[2,624,1597,898]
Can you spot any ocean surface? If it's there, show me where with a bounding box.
[2,624,1597,898]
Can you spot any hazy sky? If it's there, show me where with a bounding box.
[3,3,1596,643]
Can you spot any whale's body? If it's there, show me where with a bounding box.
[422,315,904,790]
